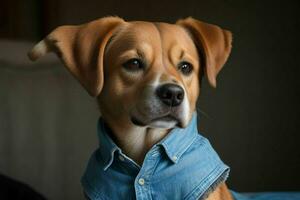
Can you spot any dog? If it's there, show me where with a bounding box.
[28,16,233,200]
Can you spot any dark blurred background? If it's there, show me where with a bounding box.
[0,0,299,199]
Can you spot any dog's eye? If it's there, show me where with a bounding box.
[123,58,144,71]
[178,61,193,75]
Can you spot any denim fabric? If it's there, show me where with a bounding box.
[231,191,300,200]
[81,113,229,200]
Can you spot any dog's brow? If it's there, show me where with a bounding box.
[179,50,184,60]
[167,44,185,67]
[136,48,145,59]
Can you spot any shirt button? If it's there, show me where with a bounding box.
[118,155,125,161]
[138,178,145,186]
[172,156,178,161]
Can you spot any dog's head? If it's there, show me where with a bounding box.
[29,16,232,129]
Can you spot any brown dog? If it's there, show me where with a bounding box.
[29,16,232,200]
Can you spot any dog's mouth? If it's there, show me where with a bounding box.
[131,115,182,128]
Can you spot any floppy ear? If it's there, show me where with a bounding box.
[28,16,124,96]
[176,17,232,87]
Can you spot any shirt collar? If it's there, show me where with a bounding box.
[97,120,121,170]
[97,112,199,170]
[158,112,198,163]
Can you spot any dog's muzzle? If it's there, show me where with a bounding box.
[130,83,188,129]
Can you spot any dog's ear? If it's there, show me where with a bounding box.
[176,17,232,87]
[28,16,124,96]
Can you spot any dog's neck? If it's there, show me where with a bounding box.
[101,114,170,165]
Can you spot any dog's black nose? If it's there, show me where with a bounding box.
[156,84,184,107]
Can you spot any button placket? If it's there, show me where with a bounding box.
[138,178,145,185]
[134,147,161,199]
[172,155,178,162]
[118,155,125,161]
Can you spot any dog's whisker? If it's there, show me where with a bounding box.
[196,107,213,120]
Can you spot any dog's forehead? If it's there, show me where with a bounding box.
[108,21,198,57]
[153,22,199,58]
[117,21,162,46]
[152,22,196,48]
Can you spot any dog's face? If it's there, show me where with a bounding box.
[99,22,200,128]
[28,17,232,130]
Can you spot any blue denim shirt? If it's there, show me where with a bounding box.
[81,113,229,200]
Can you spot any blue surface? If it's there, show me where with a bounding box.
[232,191,300,200]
